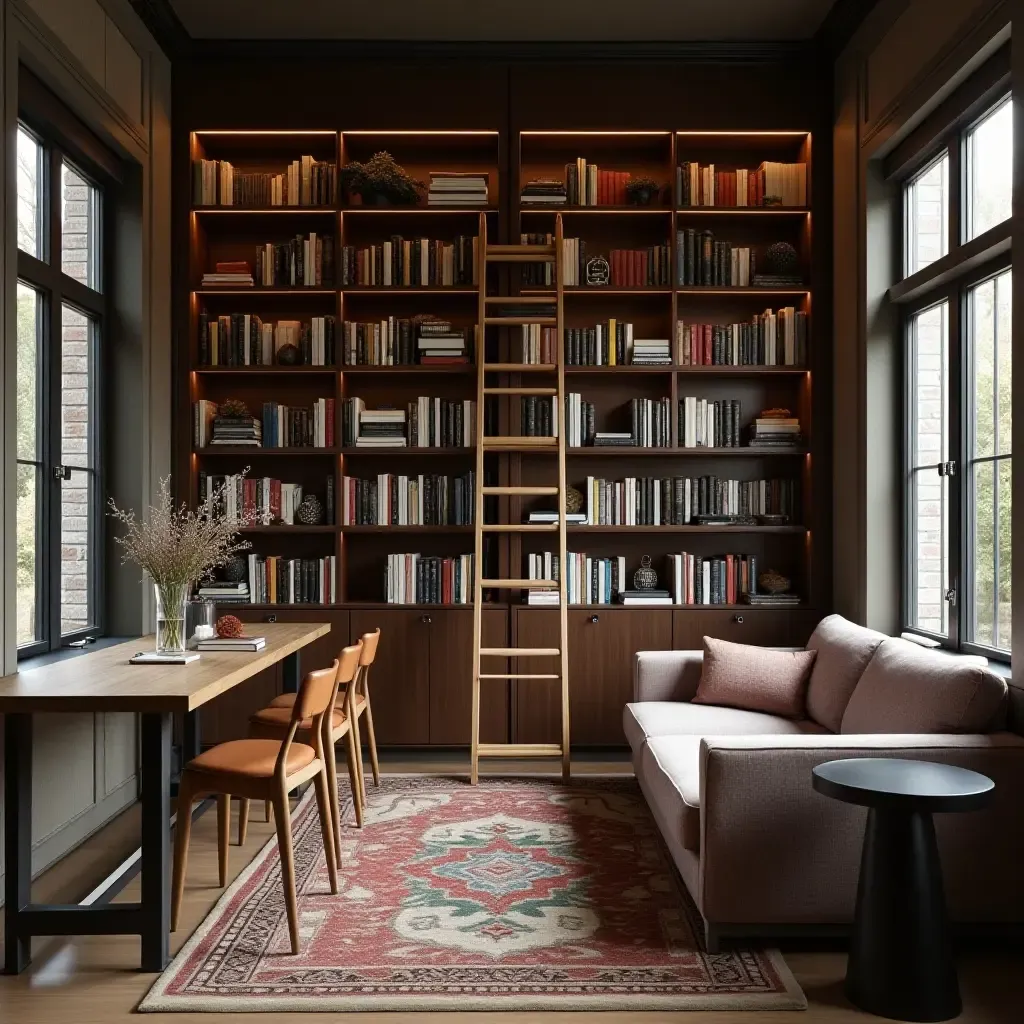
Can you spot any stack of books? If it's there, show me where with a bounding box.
[339,236,477,287]
[417,321,469,364]
[564,162,631,206]
[197,580,250,604]
[593,432,634,447]
[526,552,560,606]
[564,321,634,366]
[198,473,325,525]
[198,313,336,367]
[201,261,253,288]
[210,416,262,447]
[742,591,802,607]
[676,230,754,287]
[618,589,672,607]
[408,397,475,447]
[357,408,408,448]
[428,173,488,206]
[520,179,567,205]
[749,413,802,448]
[528,510,587,524]
[631,339,671,365]
[521,396,558,437]
[196,634,267,652]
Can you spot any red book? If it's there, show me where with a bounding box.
[609,250,619,286]
[270,479,282,520]
[632,250,641,287]
[420,356,470,364]
[599,170,607,206]
[703,324,712,365]
[691,325,700,366]
[748,171,756,207]
[215,260,251,273]
[617,171,627,205]
[726,555,735,604]
[325,398,335,446]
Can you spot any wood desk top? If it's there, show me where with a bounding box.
[0,622,331,714]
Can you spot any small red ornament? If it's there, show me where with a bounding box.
[216,614,244,638]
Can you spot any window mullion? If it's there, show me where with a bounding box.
[947,283,962,648]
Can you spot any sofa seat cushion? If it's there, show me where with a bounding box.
[623,700,827,753]
[641,736,704,853]
[805,614,888,732]
[841,637,1008,734]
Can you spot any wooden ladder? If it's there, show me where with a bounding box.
[470,212,570,784]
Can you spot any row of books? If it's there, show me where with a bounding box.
[562,394,673,448]
[520,179,566,205]
[564,163,634,206]
[519,324,558,364]
[749,415,803,448]
[192,156,337,207]
[198,313,336,367]
[341,472,474,526]
[520,233,556,286]
[260,400,335,449]
[676,161,806,208]
[338,236,478,288]
[581,475,796,525]
[679,397,743,448]
[563,322,671,366]
[528,552,626,605]
[670,552,763,605]
[385,553,474,604]
[198,472,335,526]
[676,309,807,366]
[254,234,333,288]
[676,230,756,287]
[339,318,473,366]
[558,239,672,287]
[246,554,339,605]
[428,173,489,207]
[341,397,476,448]
[521,396,557,437]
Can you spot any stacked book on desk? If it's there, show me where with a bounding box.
[196,634,267,652]
[520,179,567,205]
[618,589,672,607]
[201,261,253,288]
[418,321,469,364]
[428,173,488,206]
[197,580,250,604]
[749,413,803,448]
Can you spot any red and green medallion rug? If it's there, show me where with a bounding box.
[141,776,805,1012]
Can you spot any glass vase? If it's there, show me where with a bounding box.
[155,583,189,655]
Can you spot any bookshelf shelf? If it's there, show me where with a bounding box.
[338,447,474,456]
[193,288,337,296]
[239,525,337,534]
[674,365,809,376]
[342,525,474,534]
[196,447,342,456]
[193,366,337,375]
[342,207,499,215]
[341,287,478,295]
[521,287,672,297]
[567,524,807,534]
[520,206,672,215]
[674,207,809,216]
[676,286,810,296]
[193,207,338,216]
[565,447,808,457]
[564,366,674,375]
[339,365,474,375]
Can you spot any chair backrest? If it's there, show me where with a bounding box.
[358,628,381,667]
[293,659,342,723]
[337,641,362,687]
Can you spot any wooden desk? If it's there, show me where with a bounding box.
[0,621,331,974]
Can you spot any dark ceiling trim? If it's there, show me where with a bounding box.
[128,0,192,59]
[813,0,884,58]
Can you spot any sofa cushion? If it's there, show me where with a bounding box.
[692,636,817,719]
[805,614,888,732]
[623,700,827,753]
[841,637,1008,734]
[641,736,704,853]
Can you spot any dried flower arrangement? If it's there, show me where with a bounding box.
[340,151,424,205]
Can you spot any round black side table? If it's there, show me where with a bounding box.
[812,757,994,1023]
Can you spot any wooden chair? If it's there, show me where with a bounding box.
[171,659,343,955]
[250,642,364,869]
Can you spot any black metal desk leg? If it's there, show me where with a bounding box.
[282,650,300,693]
[140,713,172,972]
[4,713,32,974]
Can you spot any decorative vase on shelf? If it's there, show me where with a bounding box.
[155,582,189,655]
[633,555,658,591]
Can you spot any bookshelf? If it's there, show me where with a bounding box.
[181,126,822,748]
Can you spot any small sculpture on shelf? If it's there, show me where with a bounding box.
[633,555,658,591]
[565,485,583,515]
[625,176,661,206]
[276,343,300,366]
[586,256,610,287]
[758,569,791,594]
[223,556,247,583]
[218,398,249,419]
[215,614,244,639]
[296,494,324,526]
[763,194,784,207]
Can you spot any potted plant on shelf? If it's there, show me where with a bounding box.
[108,478,257,655]
[340,151,424,206]
[625,176,661,206]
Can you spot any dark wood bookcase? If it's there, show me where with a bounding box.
[180,125,824,748]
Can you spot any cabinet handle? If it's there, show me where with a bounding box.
[266,614,278,623]
[733,614,744,624]
[590,614,599,624]
[421,614,432,624]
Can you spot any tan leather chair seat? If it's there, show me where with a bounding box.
[251,705,347,731]
[270,691,365,712]
[188,738,316,778]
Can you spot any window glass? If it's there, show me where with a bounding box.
[905,154,948,277]
[16,283,42,647]
[967,98,1012,240]
[61,161,101,291]
[17,125,42,259]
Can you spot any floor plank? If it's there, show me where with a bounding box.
[0,757,1018,1022]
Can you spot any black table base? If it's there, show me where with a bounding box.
[847,806,960,1022]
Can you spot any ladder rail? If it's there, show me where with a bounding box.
[555,212,571,783]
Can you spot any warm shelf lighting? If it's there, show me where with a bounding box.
[521,130,669,136]
[676,130,809,136]
[193,130,337,136]
[342,130,498,135]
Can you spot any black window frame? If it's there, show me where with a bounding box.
[16,79,119,658]
[889,52,1013,663]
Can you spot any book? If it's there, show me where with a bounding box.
[130,651,201,665]
[339,235,477,288]
[196,637,267,652]
[342,472,474,526]
[192,156,337,207]
[385,553,474,604]
[676,160,806,208]
[679,397,742,448]
[675,229,757,287]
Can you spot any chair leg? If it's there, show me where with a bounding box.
[313,767,339,895]
[325,735,343,867]
[362,690,381,787]
[265,799,272,823]
[216,794,230,887]
[238,798,250,846]
[171,777,196,932]
[272,785,301,955]
[344,718,364,828]
[349,698,367,806]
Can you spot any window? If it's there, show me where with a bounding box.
[899,87,1013,659]
[15,119,107,656]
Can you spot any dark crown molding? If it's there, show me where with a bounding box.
[128,0,192,58]
[813,0,884,59]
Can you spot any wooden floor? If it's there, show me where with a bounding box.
[0,757,1019,1023]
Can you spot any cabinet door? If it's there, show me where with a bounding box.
[351,609,430,745]
[673,610,705,651]
[514,608,673,747]
[428,609,508,745]
[200,609,347,745]
[697,609,794,647]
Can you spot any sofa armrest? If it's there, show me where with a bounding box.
[695,732,1024,926]
[634,650,704,702]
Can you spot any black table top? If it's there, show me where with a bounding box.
[812,757,994,812]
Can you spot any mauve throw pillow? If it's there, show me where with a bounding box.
[692,636,817,719]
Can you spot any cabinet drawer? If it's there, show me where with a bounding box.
[697,609,794,647]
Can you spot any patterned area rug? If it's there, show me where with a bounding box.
[141,776,805,1011]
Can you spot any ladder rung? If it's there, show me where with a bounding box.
[482,436,558,450]
[484,317,558,326]
[484,363,557,373]
[483,387,558,396]
[482,485,560,496]
[481,578,558,589]
[477,743,564,758]
[480,523,558,532]
[480,647,561,657]
[486,253,557,263]
[484,295,554,303]
[478,673,561,679]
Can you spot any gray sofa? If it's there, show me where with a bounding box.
[624,614,1024,949]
